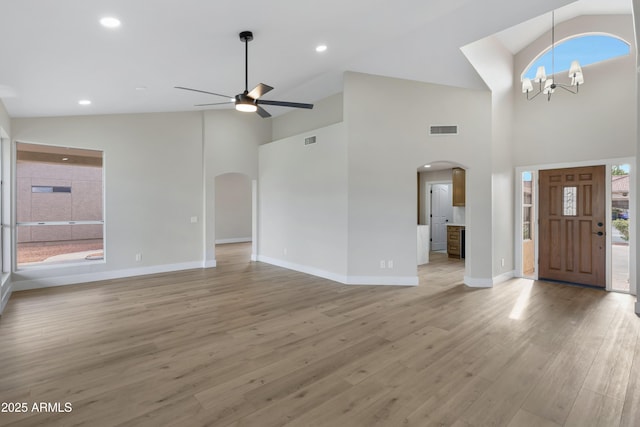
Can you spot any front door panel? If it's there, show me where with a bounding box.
[539,166,606,287]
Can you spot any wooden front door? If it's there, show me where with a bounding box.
[539,166,606,287]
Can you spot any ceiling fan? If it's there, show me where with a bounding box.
[176,31,314,118]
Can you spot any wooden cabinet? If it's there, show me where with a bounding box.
[452,167,466,206]
[447,225,465,259]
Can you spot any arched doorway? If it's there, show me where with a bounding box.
[417,161,468,282]
[214,172,253,266]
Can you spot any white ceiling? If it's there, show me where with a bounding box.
[0,0,631,118]
[495,0,631,53]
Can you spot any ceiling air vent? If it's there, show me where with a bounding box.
[429,125,458,135]
[304,136,317,145]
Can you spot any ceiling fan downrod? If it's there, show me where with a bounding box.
[239,31,253,94]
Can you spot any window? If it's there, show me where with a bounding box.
[563,186,578,216]
[31,186,72,193]
[521,171,535,278]
[523,34,630,80]
[611,163,630,293]
[16,142,104,267]
[522,172,533,240]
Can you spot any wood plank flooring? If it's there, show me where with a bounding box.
[0,243,638,426]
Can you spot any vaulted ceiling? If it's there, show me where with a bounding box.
[0,0,631,118]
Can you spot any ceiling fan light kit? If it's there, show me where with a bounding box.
[176,31,313,118]
[235,93,257,112]
[522,11,583,102]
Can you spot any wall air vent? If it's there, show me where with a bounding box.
[429,125,458,135]
[304,136,317,145]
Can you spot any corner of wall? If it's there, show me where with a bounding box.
[463,271,514,288]
[464,276,493,288]
[0,99,11,138]
[0,275,13,315]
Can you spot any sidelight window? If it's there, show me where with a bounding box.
[521,171,535,278]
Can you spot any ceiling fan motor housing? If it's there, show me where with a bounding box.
[235,93,255,105]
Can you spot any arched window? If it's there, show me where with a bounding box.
[522,34,630,80]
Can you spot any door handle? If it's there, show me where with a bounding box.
[592,231,604,236]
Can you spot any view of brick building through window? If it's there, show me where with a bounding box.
[16,142,104,266]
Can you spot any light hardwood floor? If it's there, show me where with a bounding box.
[0,243,638,426]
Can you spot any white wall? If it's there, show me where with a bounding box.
[0,100,10,135]
[344,72,493,285]
[203,110,271,265]
[215,172,252,243]
[514,14,637,298]
[11,112,206,288]
[462,35,516,279]
[272,93,343,141]
[513,15,637,166]
[258,122,349,280]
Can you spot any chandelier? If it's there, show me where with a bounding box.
[522,11,584,101]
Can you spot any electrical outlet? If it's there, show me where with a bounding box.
[501,258,505,267]
[388,260,394,269]
[135,253,142,262]
[190,216,198,223]
[380,260,386,269]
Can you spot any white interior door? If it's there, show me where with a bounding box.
[431,184,453,251]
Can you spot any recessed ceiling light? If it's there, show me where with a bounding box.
[100,17,121,28]
[424,164,431,168]
[315,44,327,53]
[78,100,92,106]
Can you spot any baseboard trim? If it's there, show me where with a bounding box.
[258,255,347,283]
[12,261,204,292]
[215,237,252,244]
[257,256,418,286]
[464,276,493,288]
[493,270,515,285]
[203,260,217,268]
[464,271,516,288]
[636,300,640,315]
[250,254,257,262]
[346,276,419,286]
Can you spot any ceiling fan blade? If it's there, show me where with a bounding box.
[194,101,233,107]
[257,100,314,109]
[256,106,272,118]
[248,83,274,100]
[175,86,232,99]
